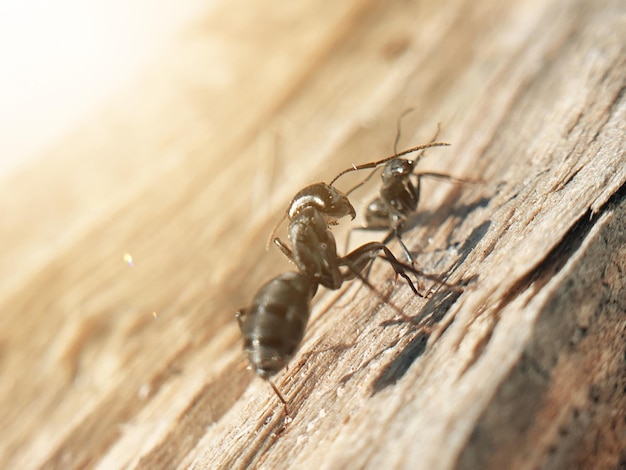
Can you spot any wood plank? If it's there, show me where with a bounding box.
[0,0,624,468]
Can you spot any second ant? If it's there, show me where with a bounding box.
[333,118,476,269]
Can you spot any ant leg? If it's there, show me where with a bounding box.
[377,245,422,296]
[343,224,390,254]
[340,242,463,320]
[274,237,296,264]
[334,230,381,308]
[339,262,412,320]
[339,242,424,321]
[341,242,423,297]
[268,380,290,419]
[349,240,463,294]
[389,229,413,266]
[379,219,417,270]
[357,242,464,294]
[378,222,430,295]
[392,231,430,294]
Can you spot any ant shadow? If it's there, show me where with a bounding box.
[401,195,491,239]
[370,220,491,395]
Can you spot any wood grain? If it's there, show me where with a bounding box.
[0,0,624,468]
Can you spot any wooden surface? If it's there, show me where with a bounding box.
[1,0,624,468]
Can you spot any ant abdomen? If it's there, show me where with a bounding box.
[364,197,391,229]
[237,272,318,379]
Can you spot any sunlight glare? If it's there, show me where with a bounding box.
[0,0,208,174]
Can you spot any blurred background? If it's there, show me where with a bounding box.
[0,0,209,173]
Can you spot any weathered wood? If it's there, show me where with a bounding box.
[0,0,624,469]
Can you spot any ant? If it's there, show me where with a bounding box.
[334,118,475,268]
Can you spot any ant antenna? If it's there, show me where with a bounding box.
[329,141,451,187]
[345,165,380,197]
[394,108,416,156]
[345,108,416,197]
[267,212,287,250]
[269,380,290,418]
[366,121,446,199]
[412,121,443,167]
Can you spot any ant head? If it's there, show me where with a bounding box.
[288,183,356,222]
[381,158,415,181]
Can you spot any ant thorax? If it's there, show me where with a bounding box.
[287,183,356,224]
[288,205,343,289]
[378,163,419,224]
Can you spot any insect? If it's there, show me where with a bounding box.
[333,126,473,267]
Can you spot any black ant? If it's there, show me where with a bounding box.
[335,120,475,268]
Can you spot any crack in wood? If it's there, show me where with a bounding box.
[456,183,626,469]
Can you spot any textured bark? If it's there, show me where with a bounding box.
[0,0,624,469]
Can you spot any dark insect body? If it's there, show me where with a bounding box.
[274,141,450,282]
[237,140,455,419]
[340,126,474,266]
[237,272,317,380]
